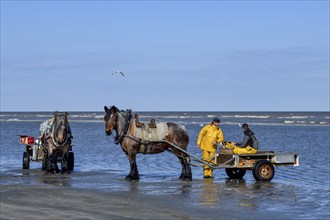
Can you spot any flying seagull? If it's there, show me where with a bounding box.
[112,71,125,77]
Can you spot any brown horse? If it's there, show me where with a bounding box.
[43,112,72,174]
[104,105,192,181]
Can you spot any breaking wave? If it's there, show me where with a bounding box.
[0,112,328,126]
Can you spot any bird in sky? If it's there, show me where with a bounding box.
[112,71,125,77]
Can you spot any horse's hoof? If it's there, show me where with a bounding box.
[125,175,139,181]
[179,175,192,181]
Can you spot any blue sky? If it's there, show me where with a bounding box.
[1,1,329,112]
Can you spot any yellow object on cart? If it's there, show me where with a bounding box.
[223,141,257,155]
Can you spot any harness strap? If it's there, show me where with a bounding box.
[50,122,71,147]
[115,110,132,144]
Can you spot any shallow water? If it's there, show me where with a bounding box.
[1,112,329,219]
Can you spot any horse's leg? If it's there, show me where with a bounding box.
[125,151,139,181]
[50,154,59,174]
[47,148,59,174]
[171,144,192,181]
[167,124,192,180]
[46,152,55,174]
[42,149,48,171]
[45,148,53,174]
[61,151,69,174]
[42,156,47,171]
[177,153,192,181]
[53,157,60,173]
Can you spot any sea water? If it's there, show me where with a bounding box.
[0,111,329,219]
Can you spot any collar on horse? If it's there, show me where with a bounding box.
[114,109,132,145]
[50,124,71,147]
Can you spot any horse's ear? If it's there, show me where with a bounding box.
[104,106,109,112]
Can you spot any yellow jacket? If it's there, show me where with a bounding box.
[197,124,224,152]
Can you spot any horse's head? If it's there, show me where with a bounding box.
[52,112,70,145]
[104,105,119,135]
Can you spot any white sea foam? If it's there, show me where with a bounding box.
[70,113,100,118]
[36,114,51,118]
[284,120,295,124]
[1,119,42,122]
[1,112,328,126]
[94,115,104,119]
[234,115,270,119]
[7,118,19,121]
[278,116,309,119]
[220,114,270,119]
[69,120,104,123]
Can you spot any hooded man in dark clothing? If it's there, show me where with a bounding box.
[233,123,258,154]
[236,123,258,149]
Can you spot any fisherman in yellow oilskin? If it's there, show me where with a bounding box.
[197,117,224,179]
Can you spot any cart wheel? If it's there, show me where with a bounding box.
[68,152,74,172]
[225,168,246,179]
[253,160,275,181]
[23,152,30,169]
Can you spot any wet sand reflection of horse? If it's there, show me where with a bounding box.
[43,112,72,174]
[104,105,192,181]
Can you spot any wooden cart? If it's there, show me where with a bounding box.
[209,149,299,181]
[20,135,74,171]
[163,140,299,182]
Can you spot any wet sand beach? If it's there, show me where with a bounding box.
[1,169,244,220]
[1,183,185,220]
[1,168,324,220]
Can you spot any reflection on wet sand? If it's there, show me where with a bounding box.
[180,182,192,196]
[225,179,257,210]
[198,178,260,211]
[128,181,139,193]
[19,168,73,187]
[200,179,219,207]
[1,168,327,219]
[39,174,72,187]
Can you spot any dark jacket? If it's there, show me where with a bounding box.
[237,129,259,150]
